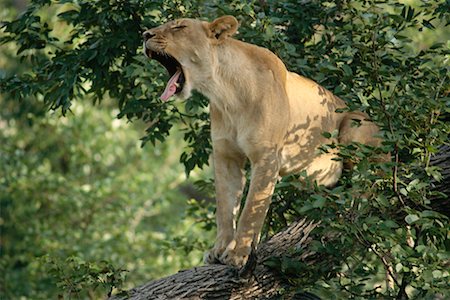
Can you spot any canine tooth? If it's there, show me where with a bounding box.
[175,83,180,87]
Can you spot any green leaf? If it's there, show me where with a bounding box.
[322,131,332,139]
[311,195,326,209]
[341,64,352,76]
[432,270,443,279]
[383,220,398,229]
[422,19,436,29]
[405,214,420,224]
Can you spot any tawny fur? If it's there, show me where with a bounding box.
[143,16,383,268]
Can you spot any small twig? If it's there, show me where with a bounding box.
[370,244,400,290]
[354,228,400,291]
[425,75,447,169]
[392,144,405,206]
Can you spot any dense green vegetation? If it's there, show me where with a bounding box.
[1,0,448,299]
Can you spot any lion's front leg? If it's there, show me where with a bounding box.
[204,142,246,264]
[220,150,280,268]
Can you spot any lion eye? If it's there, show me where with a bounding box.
[172,25,187,31]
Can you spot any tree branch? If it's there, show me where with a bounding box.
[112,220,321,299]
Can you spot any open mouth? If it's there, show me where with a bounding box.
[146,49,185,101]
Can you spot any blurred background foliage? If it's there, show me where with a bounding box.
[0,0,449,299]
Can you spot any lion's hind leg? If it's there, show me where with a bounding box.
[302,152,343,188]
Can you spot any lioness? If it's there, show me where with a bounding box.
[143,16,383,268]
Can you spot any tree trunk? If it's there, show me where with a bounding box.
[112,146,449,300]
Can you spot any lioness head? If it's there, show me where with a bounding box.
[143,16,238,101]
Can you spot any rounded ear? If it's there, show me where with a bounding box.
[209,16,238,41]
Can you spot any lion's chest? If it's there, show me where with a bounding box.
[210,112,248,152]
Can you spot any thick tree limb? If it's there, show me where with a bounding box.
[112,219,321,299]
[112,145,449,300]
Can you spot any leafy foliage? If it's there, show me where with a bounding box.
[42,255,128,298]
[1,0,449,299]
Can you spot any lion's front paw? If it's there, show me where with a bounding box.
[203,237,231,264]
[219,240,251,269]
[203,247,223,264]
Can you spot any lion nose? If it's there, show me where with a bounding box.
[143,31,155,41]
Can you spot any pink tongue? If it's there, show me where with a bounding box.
[160,69,181,101]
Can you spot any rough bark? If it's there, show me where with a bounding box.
[112,219,321,300]
[429,145,450,216]
[112,145,449,300]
